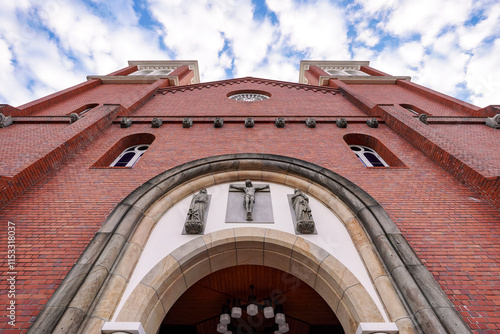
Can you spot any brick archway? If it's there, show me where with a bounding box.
[31,154,468,334]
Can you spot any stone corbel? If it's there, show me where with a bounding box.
[182,117,193,128]
[0,113,13,128]
[336,118,347,128]
[120,117,132,128]
[151,117,163,128]
[485,114,500,129]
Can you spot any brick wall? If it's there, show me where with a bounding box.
[0,76,498,333]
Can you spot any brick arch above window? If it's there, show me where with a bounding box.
[92,133,155,168]
[343,133,406,168]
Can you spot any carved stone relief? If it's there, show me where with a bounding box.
[366,118,379,128]
[214,117,224,128]
[182,117,193,128]
[151,118,163,128]
[486,114,500,129]
[226,180,273,223]
[245,117,255,128]
[336,118,347,128]
[305,118,316,128]
[120,117,132,128]
[0,113,13,128]
[275,117,285,128]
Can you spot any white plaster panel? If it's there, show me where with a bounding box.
[113,182,389,321]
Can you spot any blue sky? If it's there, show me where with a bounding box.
[1,0,499,107]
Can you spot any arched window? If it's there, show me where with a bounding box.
[350,145,389,167]
[110,144,150,167]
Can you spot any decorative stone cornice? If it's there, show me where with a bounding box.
[320,75,412,86]
[157,76,341,95]
[300,60,370,84]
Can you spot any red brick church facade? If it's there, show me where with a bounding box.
[0,60,499,334]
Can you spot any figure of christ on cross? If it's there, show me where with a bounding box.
[229,180,270,221]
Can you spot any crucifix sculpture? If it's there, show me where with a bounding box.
[229,180,270,221]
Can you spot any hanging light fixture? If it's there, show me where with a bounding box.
[216,285,289,334]
[231,298,242,318]
[247,285,259,316]
[220,301,231,325]
[275,304,286,324]
[263,298,274,319]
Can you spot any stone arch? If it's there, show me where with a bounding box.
[116,228,383,334]
[30,154,470,334]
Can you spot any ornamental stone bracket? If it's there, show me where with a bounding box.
[214,117,224,128]
[336,118,347,128]
[305,118,316,128]
[120,117,132,128]
[182,117,193,128]
[485,114,500,129]
[0,113,13,128]
[245,117,255,128]
[151,118,163,128]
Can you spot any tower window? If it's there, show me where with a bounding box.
[350,145,389,167]
[110,144,150,167]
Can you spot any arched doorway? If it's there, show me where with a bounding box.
[160,265,344,334]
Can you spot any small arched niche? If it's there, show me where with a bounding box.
[400,104,430,116]
[343,133,406,168]
[66,103,99,116]
[92,133,155,168]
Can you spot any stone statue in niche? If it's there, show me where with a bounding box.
[151,117,163,128]
[230,180,269,221]
[184,189,210,234]
[291,189,316,234]
[336,118,347,128]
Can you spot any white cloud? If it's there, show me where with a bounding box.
[457,2,500,50]
[466,39,500,106]
[383,0,474,45]
[267,0,350,60]
[0,0,498,108]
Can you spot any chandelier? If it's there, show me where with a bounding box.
[216,285,290,334]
